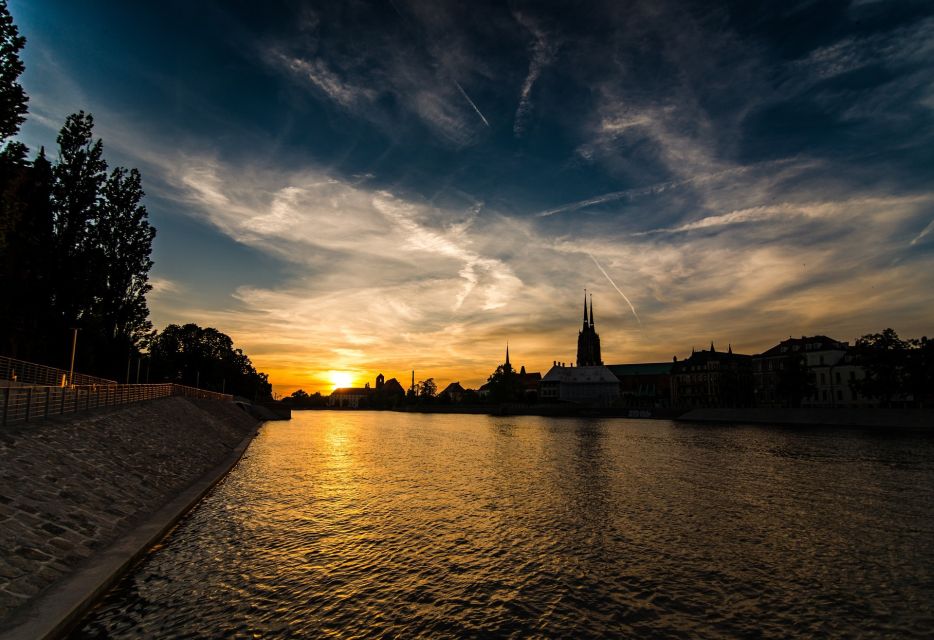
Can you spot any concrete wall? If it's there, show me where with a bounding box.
[0,396,259,627]
[678,407,934,428]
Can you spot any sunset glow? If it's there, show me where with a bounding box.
[328,371,354,391]
[14,2,934,398]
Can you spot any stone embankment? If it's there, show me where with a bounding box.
[0,396,260,634]
[678,407,934,428]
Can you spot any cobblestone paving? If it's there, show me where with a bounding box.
[0,397,258,623]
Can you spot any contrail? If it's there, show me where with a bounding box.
[535,159,803,218]
[454,79,490,128]
[587,252,642,327]
[910,218,934,246]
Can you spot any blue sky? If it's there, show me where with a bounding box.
[13,0,934,392]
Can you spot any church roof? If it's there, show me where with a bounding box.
[330,387,371,396]
[607,362,673,376]
[756,335,848,357]
[542,365,619,384]
[440,382,466,395]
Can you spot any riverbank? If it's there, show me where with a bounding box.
[678,407,934,428]
[0,396,261,637]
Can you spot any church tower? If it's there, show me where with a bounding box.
[576,291,603,366]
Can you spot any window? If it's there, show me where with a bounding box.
[849,371,855,381]
[822,390,828,400]
[835,372,841,384]
[820,373,826,385]
[819,355,825,365]
[836,389,843,400]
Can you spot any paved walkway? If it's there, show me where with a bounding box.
[0,397,258,624]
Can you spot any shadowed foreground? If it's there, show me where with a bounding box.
[0,397,258,625]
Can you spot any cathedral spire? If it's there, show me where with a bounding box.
[583,289,589,328]
[505,342,510,368]
[589,293,595,328]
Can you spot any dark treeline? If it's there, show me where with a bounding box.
[850,329,933,408]
[0,3,270,398]
[149,324,271,400]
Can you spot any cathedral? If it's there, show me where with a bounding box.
[541,292,619,405]
[577,292,603,366]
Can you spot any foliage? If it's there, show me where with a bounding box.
[850,328,909,407]
[417,378,437,399]
[485,363,517,403]
[284,389,326,408]
[851,329,932,407]
[149,323,272,400]
[0,0,26,143]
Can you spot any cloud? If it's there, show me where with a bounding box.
[158,152,934,394]
[512,11,557,136]
[275,53,376,108]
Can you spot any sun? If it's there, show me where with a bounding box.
[328,371,354,391]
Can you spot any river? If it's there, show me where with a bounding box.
[74,411,934,638]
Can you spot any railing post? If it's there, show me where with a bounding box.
[24,387,32,422]
[2,387,9,427]
[45,386,51,418]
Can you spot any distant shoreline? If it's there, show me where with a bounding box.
[287,405,933,428]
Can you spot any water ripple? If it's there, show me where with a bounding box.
[74,414,934,638]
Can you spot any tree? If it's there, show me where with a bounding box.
[417,378,437,399]
[850,328,909,407]
[485,363,517,403]
[93,166,156,368]
[0,147,54,359]
[149,323,272,400]
[0,0,27,144]
[905,336,933,408]
[51,112,107,335]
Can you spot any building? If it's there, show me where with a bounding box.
[439,381,466,403]
[607,362,673,408]
[328,372,405,408]
[478,345,542,402]
[670,343,753,408]
[540,363,620,404]
[328,385,371,408]
[577,292,603,366]
[540,294,620,405]
[752,336,872,408]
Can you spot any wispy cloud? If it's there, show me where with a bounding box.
[587,252,641,327]
[512,11,556,137]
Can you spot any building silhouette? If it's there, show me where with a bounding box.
[329,372,405,408]
[752,336,872,408]
[577,292,603,366]
[670,343,753,408]
[542,294,619,405]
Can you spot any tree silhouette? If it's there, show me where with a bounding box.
[51,112,107,335]
[149,323,272,400]
[850,328,908,407]
[0,0,26,143]
[93,166,156,367]
[485,363,517,403]
[417,378,437,399]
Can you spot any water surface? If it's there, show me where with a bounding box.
[75,412,934,637]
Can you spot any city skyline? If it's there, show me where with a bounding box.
[12,1,934,395]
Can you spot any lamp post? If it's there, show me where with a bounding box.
[67,328,78,387]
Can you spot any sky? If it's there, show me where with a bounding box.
[12,0,934,395]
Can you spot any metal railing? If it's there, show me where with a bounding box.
[1,383,233,427]
[0,354,117,387]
